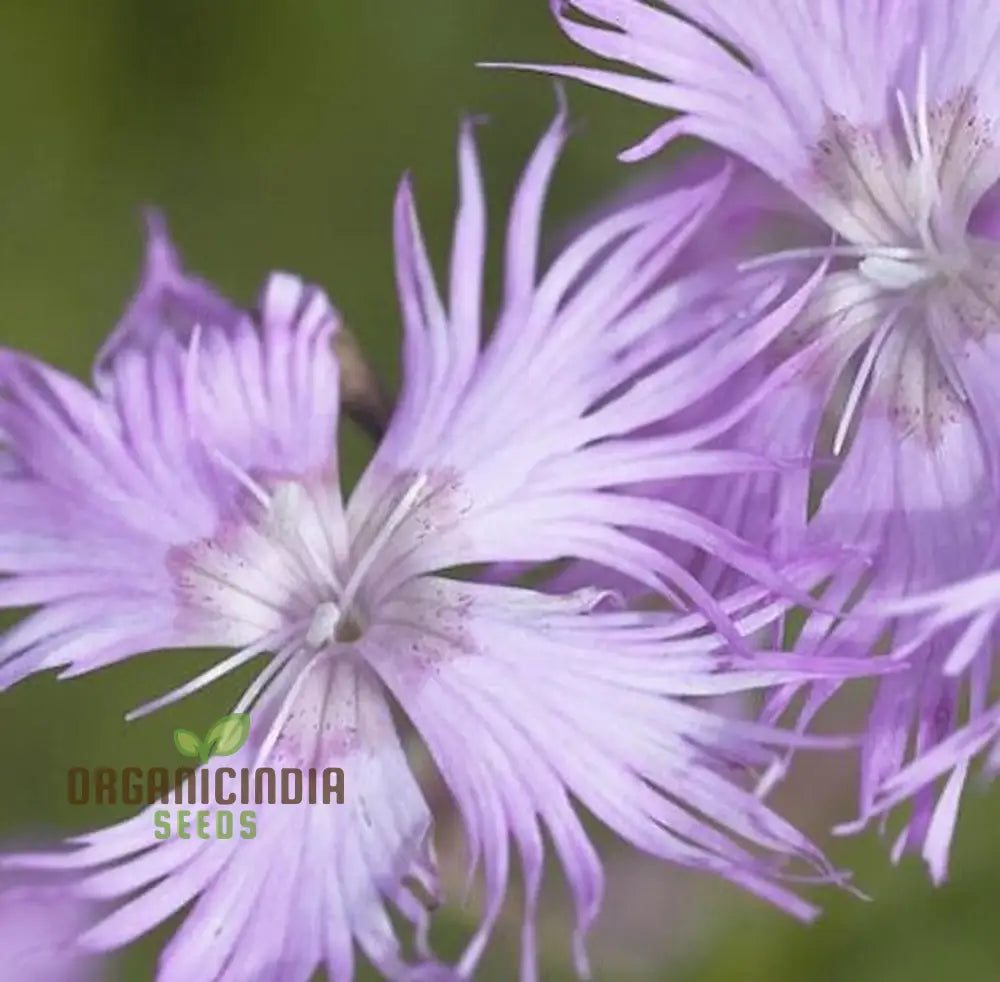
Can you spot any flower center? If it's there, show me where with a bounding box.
[738,54,1000,452]
[854,75,975,294]
[150,469,431,722]
[304,601,364,646]
[173,463,433,650]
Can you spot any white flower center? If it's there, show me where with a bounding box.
[855,59,976,293]
[741,54,1000,450]
[146,467,432,721]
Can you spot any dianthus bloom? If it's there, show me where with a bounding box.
[1,111,876,980]
[511,0,1000,879]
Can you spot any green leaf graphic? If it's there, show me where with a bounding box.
[173,729,202,758]
[203,713,251,759]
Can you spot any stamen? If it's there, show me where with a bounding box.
[124,624,301,721]
[340,472,430,612]
[896,48,940,252]
[252,650,327,770]
[833,308,900,455]
[209,448,271,508]
[738,243,923,273]
[296,532,344,593]
[264,481,345,594]
[914,49,933,177]
[896,89,920,166]
[233,639,303,716]
[233,640,303,713]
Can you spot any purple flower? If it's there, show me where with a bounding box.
[0,109,878,979]
[845,572,1000,880]
[505,0,1000,877]
[0,870,103,982]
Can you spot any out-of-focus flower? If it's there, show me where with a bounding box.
[851,573,1000,857]
[501,0,1000,878]
[0,108,882,980]
[0,871,103,982]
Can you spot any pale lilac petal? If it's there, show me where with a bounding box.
[348,115,831,652]
[94,209,242,391]
[0,870,104,981]
[363,577,864,978]
[8,661,442,982]
[514,1,1000,227]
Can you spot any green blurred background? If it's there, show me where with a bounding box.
[0,2,997,979]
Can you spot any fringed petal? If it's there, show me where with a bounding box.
[363,576,877,981]
[0,229,341,682]
[5,660,443,982]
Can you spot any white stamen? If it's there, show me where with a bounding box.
[916,53,932,149]
[265,481,345,594]
[739,243,923,273]
[896,48,940,253]
[124,625,299,721]
[210,448,271,508]
[340,472,430,612]
[834,309,899,455]
[233,640,303,716]
[896,88,920,167]
[252,650,327,770]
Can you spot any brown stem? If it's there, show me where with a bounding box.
[333,327,392,442]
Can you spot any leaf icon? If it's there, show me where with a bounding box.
[203,713,251,759]
[173,729,202,759]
